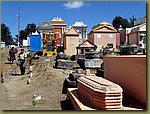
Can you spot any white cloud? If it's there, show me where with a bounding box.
[63,1,85,9]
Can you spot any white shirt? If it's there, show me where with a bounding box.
[19,53,27,60]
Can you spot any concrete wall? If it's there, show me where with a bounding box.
[104,55,146,106]
[77,58,103,69]
[128,32,138,45]
[64,36,79,56]
[93,33,116,49]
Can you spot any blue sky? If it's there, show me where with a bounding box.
[2,1,146,38]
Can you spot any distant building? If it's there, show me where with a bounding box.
[37,22,56,56]
[119,16,146,48]
[23,31,40,47]
[88,22,120,51]
[1,42,5,48]
[49,17,67,47]
[72,21,87,44]
[119,28,132,45]
[127,23,146,48]
[23,37,30,47]
[76,40,97,58]
[134,16,146,26]
[37,21,53,33]
[64,27,80,56]
[37,22,54,47]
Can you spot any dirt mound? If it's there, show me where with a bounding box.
[1,48,70,110]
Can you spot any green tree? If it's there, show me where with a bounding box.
[112,16,131,29]
[20,30,28,40]
[129,15,137,27]
[25,23,36,35]
[18,23,36,43]
[1,23,13,45]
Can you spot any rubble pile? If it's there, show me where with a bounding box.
[62,69,84,94]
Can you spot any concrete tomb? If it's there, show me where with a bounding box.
[77,76,123,110]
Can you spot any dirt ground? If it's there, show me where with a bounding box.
[0,48,146,111]
[0,48,74,110]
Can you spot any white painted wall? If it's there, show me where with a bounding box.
[1,42,5,48]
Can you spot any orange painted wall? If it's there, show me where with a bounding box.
[104,55,146,106]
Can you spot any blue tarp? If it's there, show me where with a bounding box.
[30,35,42,52]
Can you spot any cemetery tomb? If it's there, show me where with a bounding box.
[77,76,123,110]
